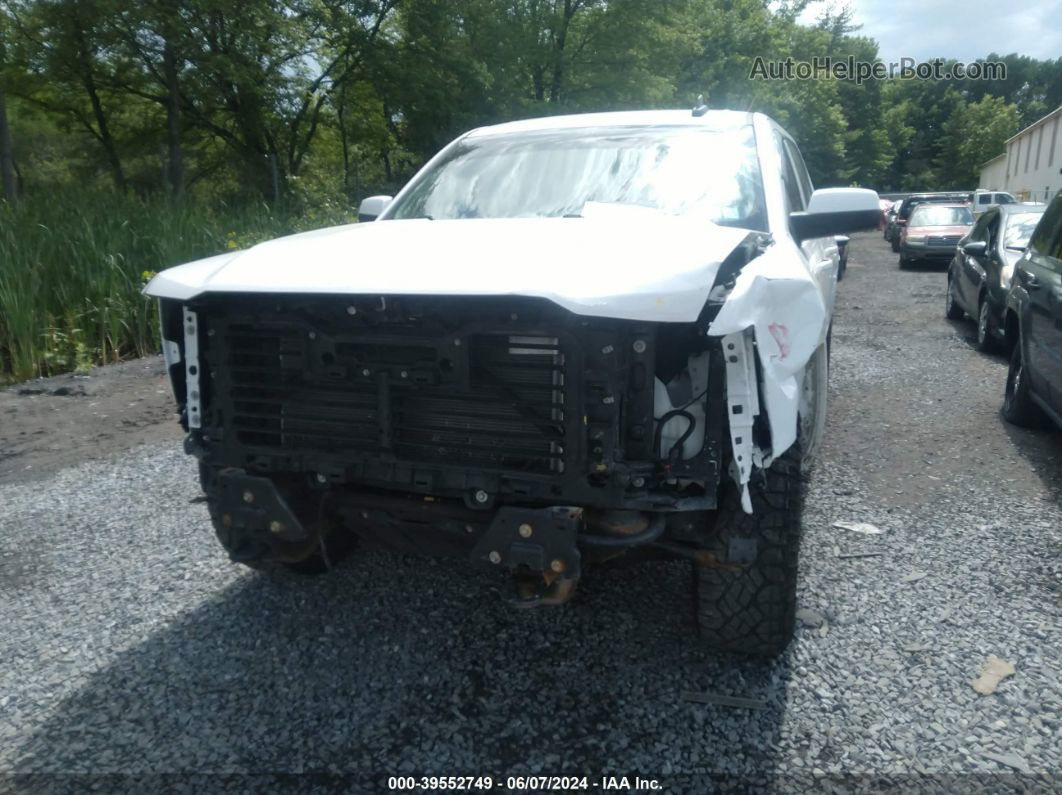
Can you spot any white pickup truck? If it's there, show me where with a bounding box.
[146,107,878,656]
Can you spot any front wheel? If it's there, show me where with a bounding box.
[976,298,999,352]
[797,342,828,470]
[945,276,964,320]
[695,439,805,657]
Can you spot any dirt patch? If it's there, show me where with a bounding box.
[0,356,182,485]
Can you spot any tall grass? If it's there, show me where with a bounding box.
[0,192,355,383]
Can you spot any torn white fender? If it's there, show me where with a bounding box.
[708,243,828,501]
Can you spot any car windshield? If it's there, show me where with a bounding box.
[909,206,973,226]
[387,125,768,230]
[1003,213,1042,248]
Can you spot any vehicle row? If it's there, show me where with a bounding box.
[881,189,1020,252]
[944,192,1062,431]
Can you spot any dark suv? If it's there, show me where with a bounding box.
[1002,191,1062,429]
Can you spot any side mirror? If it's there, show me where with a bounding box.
[962,240,987,256]
[357,195,393,222]
[790,188,881,242]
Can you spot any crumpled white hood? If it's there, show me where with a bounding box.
[144,213,753,323]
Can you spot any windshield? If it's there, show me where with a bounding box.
[387,125,768,230]
[909,206,973,226]
[1003,212,1042,248]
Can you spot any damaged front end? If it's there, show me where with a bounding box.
[156,228,822,604]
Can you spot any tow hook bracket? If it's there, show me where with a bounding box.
[215,469,307,543]
[471,506,583,607]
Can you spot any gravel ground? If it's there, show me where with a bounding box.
[1,232,1060,793]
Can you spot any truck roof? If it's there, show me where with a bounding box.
[464,109,758,138]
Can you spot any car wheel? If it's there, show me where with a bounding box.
[976,297,999,352]
[199,464,358,573]
[890,237,900,253]
[898,255,909,270]
[1002,342,1045,427]
[797,343,828,469]
[695,437,805,658]
[945,277,964,320]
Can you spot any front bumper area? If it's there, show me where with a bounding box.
[210,467,677,604]
[178,294,728,513]
[901,244,959,261]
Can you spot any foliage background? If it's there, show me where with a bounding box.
[1,0,1059,381]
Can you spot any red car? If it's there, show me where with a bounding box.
[898,203,974,269]
[879,197,895,231]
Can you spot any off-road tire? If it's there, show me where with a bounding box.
[198,464,357,573]
[695,440,806,657]
[1002,341,1045,428]
[945,276,964,320]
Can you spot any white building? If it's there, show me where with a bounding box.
[979,104,1062,204]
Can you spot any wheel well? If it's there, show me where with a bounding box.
[1003,310,1019,354]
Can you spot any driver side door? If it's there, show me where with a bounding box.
[959,210,997,311]
[1021,197,1062,403]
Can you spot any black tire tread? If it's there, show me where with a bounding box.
[695,441,805,657]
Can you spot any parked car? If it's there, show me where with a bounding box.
[879,198,895,232]
[898,203,973,268]
[884,199,901,241]
[888,192,969,252]
[972,189,1018,216]
[946,203,1045,351]
[144,108,879,657]
[1001,191,1062,429]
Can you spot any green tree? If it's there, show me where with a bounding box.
[938,94,1020,188]
[0,9,17,202]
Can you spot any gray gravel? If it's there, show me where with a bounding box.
[1,232,1060,793]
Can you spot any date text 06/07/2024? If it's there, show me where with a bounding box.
[386,775,663,791]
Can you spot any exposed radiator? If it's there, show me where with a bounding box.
[215,323,567,475]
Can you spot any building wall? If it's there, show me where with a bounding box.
[979,156,1007,190]
[1002,109,1062,203]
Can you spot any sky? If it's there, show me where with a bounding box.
[798,0,1062,64]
